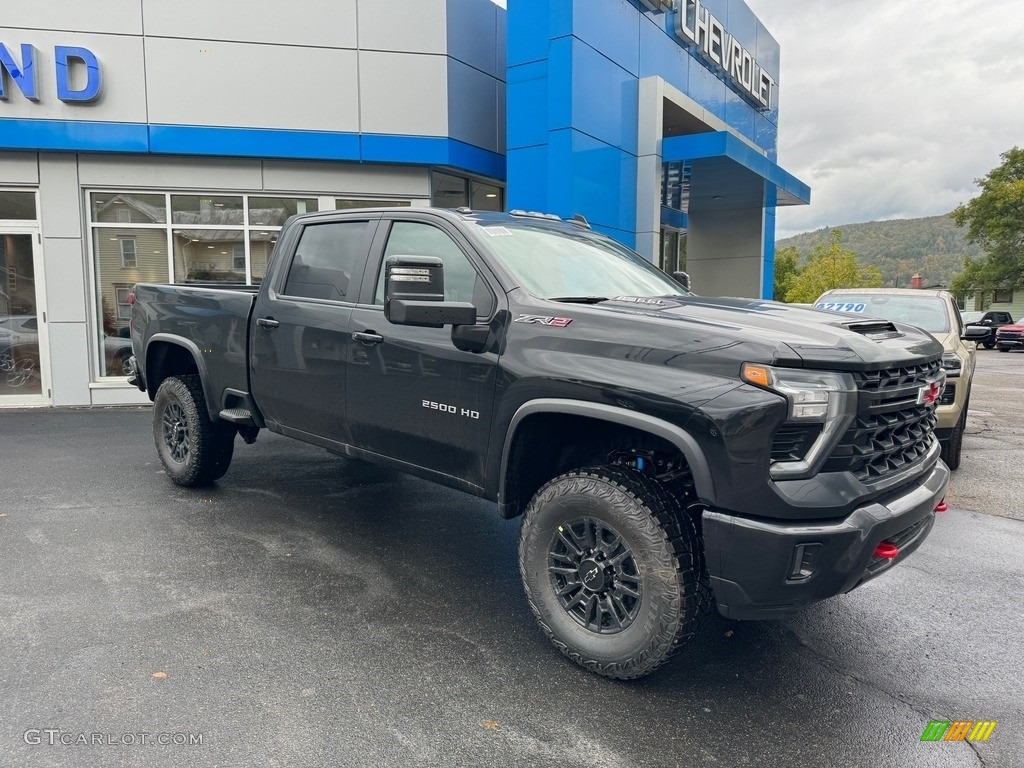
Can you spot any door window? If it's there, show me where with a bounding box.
[283,221,370,302]
[373,222,494,315]
[0,233,43,396]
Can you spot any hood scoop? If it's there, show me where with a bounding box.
[841,319,903,340]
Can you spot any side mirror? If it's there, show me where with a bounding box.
[962,325,990,341]
[384,255,477,328]
[672,270,691,292]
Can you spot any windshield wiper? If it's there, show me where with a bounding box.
[549,296,610,304]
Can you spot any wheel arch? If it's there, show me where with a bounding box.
[498,399,716,519]
[145,334,219,420]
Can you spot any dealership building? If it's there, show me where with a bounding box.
[0,0,809,408]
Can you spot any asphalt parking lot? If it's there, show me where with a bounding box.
[1,351,1021,768]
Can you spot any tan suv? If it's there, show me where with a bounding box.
[814,288,989,469]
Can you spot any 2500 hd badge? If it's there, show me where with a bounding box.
[422,400,481,420]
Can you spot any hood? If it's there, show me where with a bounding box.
[566,295,944,370]
[997,323,1024,332]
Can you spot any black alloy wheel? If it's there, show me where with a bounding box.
[519,466,706,679]
[162,401,191,463]
[153,374,236,486]
[548,517,642,634]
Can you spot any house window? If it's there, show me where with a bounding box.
[994,289,1013,303]
[232,243,246,271]
[116,208,131,223]
[120,239,137,268]
[115,285,133,320]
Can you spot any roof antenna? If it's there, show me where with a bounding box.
[570,214,591,229]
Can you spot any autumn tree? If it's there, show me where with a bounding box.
[951,147,1024,297]
[784,230,883,303]
[773,246,800,300]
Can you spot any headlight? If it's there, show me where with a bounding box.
[941,352,962,377]
[741,363,858,479]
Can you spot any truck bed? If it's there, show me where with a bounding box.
[131,283,258,417]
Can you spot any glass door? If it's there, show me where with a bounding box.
[0,229,49,403]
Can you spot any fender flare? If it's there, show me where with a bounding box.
[498,398,717,510]
[145,333,220,420]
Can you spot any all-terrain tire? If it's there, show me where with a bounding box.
[519,466,705,680]
[940,394,968,471]
[983,340,995,350]
[153,374,235,486]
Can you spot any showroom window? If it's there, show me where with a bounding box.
[89,191,348,379]
[335,198,410,210]
[430,172,504,212]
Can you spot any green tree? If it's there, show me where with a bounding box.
[951,147,1024,296]
[784,230,883,303]
[773,245,800,300]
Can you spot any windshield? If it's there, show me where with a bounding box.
[817,294,951,334]
[475,223,690,300]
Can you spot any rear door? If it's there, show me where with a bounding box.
[250,215,379,440]
[346,214,502,487]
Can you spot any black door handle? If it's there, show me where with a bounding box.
[352,331,384,345]
[256,317,280,329]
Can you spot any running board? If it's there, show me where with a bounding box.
[219,408,257,427]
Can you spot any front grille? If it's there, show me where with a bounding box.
[824,360,941,483]
[771,423,823,462]
[997,330,1023,339]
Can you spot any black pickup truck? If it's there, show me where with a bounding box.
[129,207,949,679]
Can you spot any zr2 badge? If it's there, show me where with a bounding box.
[514,315,572,328]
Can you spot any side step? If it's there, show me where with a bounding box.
[219,408,257,427]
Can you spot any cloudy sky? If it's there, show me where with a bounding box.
[745,0,1024,237]
[492,0,1023,238]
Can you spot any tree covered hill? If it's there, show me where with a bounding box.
[776,214,985,289]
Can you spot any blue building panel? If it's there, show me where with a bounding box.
[724,88,756,144]
[507,59,550,149]
[506,145,550,211]
[539,128,637,235]
[638,16,690,96]
[561,0,640,78]
[0,118,149,153]
[568,39,639,151]
[686,64,728,122]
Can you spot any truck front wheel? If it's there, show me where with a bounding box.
[153,374,235,486]
[518,466,704,679]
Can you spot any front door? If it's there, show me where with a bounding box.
[0,224,50,405]
[346,217,501,488]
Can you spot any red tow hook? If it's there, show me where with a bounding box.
[934,500,949,513]
[873,542,900,560]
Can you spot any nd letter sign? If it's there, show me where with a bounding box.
[0,43,102,103]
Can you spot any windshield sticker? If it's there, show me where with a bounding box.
[816,302,867,313]
[481,227,513,237]
[514,314,572,327]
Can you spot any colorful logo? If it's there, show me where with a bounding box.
[920,721,997,742]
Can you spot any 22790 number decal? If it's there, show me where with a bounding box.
[816,302,867,313]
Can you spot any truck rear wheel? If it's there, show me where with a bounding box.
[153,374,235,486]
[518,466,704,679]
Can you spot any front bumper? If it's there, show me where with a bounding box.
[703,458,949,620]
[996,336,1024,349]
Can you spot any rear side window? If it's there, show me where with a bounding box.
[283,221,369,301]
